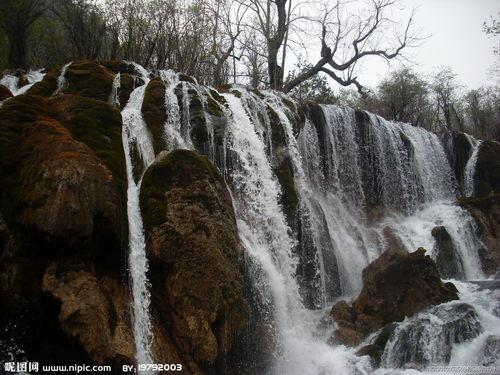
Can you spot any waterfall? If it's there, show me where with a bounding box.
[121,62,156,369]
[158,70,188,149]
[463,134,481,197]
[0,70,45,96]
[54,62,72,95]
[109,72,121,107]
[116,70,493,373]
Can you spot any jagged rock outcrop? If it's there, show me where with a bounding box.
[140,149,249,374]
[330,248,458,347]
[431,226,465,279]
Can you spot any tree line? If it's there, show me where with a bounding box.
[0,0,420,90]
[0,0,497,139]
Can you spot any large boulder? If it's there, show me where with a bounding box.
[141,78,167,154]
[140,149,249,373]
[330,248,458,347]
[0,90,132,367]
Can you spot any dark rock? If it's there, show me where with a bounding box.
[431,226,465,279]
[0,84,13,100]
[459,193,500,275]
[141,78,167,154]
[0,90,131,369]
[330,248,459,347]
[140,150,249,373]
[62,61,115,102]
[440,132,473,193]
[474,141,500,197]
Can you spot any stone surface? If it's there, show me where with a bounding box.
[330,248,458,347]
[431,226,465,279]
[140,149,249,373]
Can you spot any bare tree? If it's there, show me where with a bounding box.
[0,0,47,68]
[283,0,419,95]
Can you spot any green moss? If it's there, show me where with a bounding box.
[274,157,299,225]
[141,78,167,154]
[55,95,128,243]
[26,68,58,97]
[62,61,114,102]
[267,105,286,149]
[140,150,225,228]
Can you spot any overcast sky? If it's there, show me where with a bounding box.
[355,0,499,90]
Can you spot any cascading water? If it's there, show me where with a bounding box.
[109,72,121,107]
[54,62,72,95]
[121,62,156,370]
[463,134,482,197]
[118,67,494,374]
[0,70,45,97]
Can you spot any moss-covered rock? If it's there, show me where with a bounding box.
[118,73,135,109]
[0,91,133,369]
[0,84,13,100]
[26,68,59,97]
[62,61,114,102]
[267,105,298,227]
[142,78,167,154]
[140,150,249,373]
[474,141,500,197]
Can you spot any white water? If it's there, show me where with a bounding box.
[109,72,121,107]
[158,70,189,149]
[116,74,492,374]
[121,62,155,370]
[463,134,482,197]
[54,62,72,95]
[0,70,45,96]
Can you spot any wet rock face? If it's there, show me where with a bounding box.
[460,193,500,275]
[0,84,13,100]
[431,226,465,279]
[474,141,500,197]
[140,150,249,373]
[0,79,131,367]
[330,248,459,347]
[440,132,473,193]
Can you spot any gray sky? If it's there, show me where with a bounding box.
[356,0,499,90]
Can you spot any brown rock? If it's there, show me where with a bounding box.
[140,150,249,372]
[42,264,135,365]
[330,248,458,347]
